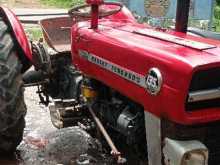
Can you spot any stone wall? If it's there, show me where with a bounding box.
[144,0,170,17]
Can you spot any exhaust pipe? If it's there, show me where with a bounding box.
[175,0,190,33]
[23,70,48,87]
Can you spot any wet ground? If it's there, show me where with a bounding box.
[0,2,145,163]
[0,87,54,164]
[0,87,113,165]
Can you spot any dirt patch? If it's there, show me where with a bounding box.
[0,87,114,165]
[0,0,48,8]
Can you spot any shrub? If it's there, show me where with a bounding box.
[41,0,84,8]
[215,5,220,19]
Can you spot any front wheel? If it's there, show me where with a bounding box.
[0,18,26,153]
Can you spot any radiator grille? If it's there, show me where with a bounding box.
[186,67,220,111]
[204,123,220,164]
[189,68,220,91]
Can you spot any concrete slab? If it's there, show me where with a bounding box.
[12,8,69,24]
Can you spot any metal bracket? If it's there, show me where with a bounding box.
[188,88,220,102]
[144,111,162,165]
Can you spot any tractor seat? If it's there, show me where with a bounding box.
[188,27,220,41]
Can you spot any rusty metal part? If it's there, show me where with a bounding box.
[49,99,93,129]
[163,138,208,165]
[39,17,73,53]
[87,104,126,164]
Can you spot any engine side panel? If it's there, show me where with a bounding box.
[72,21,220,125]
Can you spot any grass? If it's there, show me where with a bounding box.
[25,27,43,41]
[40,0,84,8]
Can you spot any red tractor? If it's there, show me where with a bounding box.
[1,0,220,164]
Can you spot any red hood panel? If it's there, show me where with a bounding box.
[98,22,220,69]
[73,21,220,125]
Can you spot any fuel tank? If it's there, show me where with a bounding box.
[72,18,220,125]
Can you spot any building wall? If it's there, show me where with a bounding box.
[107,0,213,20]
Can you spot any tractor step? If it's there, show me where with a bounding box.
[49,99,94,130]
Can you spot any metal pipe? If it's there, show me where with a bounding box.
[91,4,99,29]
[16,13,67,17]
[88,105,126,164]
[175,0,190,33]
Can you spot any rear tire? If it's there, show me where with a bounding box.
[0,18,26,153]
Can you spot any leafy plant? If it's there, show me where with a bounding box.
[217,0,220,6]
[41,0,84,8]
[25,27,43,41]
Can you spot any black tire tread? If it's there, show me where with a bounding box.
[0,18,26,153]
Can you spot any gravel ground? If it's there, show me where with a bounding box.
[0,87,113,165]
[0,0,114,161]
[0,1,139,163]
[0,87,53,164]
[23,87,56,138]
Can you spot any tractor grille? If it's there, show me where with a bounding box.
[186,67,220,111]
[204,123,220,164]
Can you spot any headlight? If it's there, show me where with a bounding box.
[163,138,208,165]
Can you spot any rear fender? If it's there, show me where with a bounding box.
[0,7,33,71]
[107,6,136,23]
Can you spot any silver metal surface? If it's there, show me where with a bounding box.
[134,29,216,50]
[79,50,163,96]
[48,104,63,129]
[145,68,163,96]
[79,50,144,87]
[117,108,133,134]
[163,138,208,165]
[144,111,162,165]
[188,88,220,102]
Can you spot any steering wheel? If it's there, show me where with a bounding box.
[68,2,123,18]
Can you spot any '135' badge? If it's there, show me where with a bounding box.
[145,68,162,95]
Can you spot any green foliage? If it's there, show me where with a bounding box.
[25,27,43,41]
[215,5,220,19]
[214,2,220,31]
[41,0,84,8]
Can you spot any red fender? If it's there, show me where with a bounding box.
[107,6,136,23]
[0,7,33,65]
